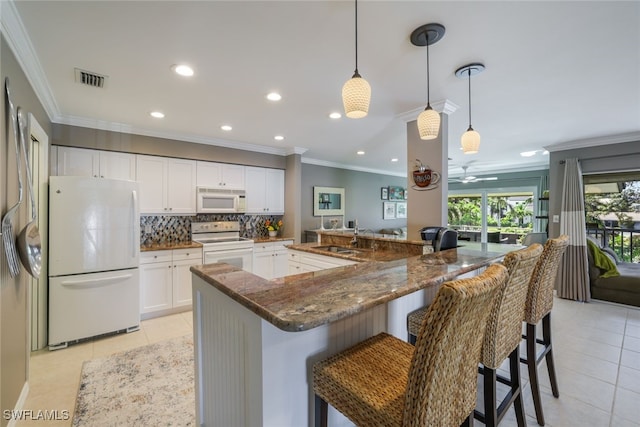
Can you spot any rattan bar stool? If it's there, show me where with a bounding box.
[312,264,508,427]
[406,305,426,345]
[475,244,543,427]
[521,235,569,426]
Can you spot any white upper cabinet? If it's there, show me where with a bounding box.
[245,167,285,214]
[56,146,136,180]
[136,155,196,214]
[196,161,245,190]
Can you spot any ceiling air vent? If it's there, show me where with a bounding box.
[74,68,107,88]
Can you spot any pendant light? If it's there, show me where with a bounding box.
[410,23,445,140]
[456,63,485,154]
[342,0,371,119]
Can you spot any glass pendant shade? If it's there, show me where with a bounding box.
[417,106,440,140]
[342,74,371,119]
[461,127,481,154]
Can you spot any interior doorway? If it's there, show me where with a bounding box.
[28,114,49,351]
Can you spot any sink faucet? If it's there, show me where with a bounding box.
[350,219,359,246]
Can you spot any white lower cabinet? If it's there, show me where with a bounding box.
[140,248,203,318]
[253,240,293,280]
[287,249,357,275]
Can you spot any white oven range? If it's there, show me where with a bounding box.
[191,221,254,273]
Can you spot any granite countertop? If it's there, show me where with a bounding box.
[141,241,203,252]
[253,236,295,243]
[190,242,519,332]
[315,229,424,245]
[287,242,410,262]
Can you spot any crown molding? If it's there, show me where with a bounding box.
[544,131,640,152]
[395,98,459,123]
[284,147,308,156]
[0,0,59,120]
[56,115,292,156]
[301,157,407,178]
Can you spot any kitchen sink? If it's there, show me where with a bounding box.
[315,245,361,255]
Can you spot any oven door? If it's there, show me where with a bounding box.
[204,247,253,273]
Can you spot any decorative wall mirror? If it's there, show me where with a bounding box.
[313,186,345,216]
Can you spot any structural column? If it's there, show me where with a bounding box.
[405,102,456,241]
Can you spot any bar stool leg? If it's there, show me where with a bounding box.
[511,347,527,427]
[542,313,559,398]
[462,414,475,427]
[482,367,498,426]
[526,323,545,426]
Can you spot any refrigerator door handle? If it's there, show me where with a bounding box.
[59,273,134,289]
[132,190,137,259]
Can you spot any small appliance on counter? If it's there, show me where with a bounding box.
[419,226,458,251]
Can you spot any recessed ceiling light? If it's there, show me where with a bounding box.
[542,150,549,155]
[391,158,399,162]
[357,150,365,155]
[221,125,232,131]
[520,150,538,157]
[150,111,165,119]
[172,64,194,77]
[266,92,282,101]
[329,112,342,119]
[274,135,285,141]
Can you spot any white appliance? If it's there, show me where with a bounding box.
[191,221,253,272]
[196,188,246,214]
[48,176,140,349]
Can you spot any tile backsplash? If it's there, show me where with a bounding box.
[140,214,284,246]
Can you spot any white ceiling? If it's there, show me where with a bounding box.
[6,1,640,178]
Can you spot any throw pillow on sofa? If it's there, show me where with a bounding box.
[587,239,620,279]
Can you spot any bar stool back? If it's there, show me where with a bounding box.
[312,264,508,427]
[522,235,569,426]
[476,243,543,426]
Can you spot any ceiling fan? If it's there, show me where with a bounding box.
[449,166,498,184]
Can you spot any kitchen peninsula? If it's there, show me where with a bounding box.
[190,240,518,427]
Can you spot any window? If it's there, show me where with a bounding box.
[448,187,536,244]
[584,173,640,262]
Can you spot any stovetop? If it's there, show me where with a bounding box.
[193,237,253,245]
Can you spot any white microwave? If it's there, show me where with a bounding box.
[196,188,246,214]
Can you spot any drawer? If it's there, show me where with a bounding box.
[288,251,303,262]
[173,248,203,262]
[254,242,276,253]
[140,250,172,264]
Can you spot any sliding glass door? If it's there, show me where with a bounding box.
[448,186,537,244]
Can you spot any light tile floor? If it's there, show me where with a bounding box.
[13,298,640,427]
[14,311,193,427]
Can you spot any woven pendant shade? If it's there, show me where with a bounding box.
[342,74,371,119]
[417,106,440,140]
[461,127,481,154]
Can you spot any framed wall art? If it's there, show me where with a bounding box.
[313,186,345,216]
[396,202,407,219]
[381,187,388,200]
[388,186,404,201]
[383,201,396,220]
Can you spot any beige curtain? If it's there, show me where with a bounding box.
[556,158,590,301]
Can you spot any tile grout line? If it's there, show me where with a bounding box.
[608,307,628,427]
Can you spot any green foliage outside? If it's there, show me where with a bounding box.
[448,195,534,241]
[585,182,640,262]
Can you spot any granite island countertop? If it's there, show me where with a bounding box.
[190,242,520,332]
[141,241,203,252]
[286,242,411,262]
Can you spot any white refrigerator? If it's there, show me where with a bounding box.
[48,176,140,349]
